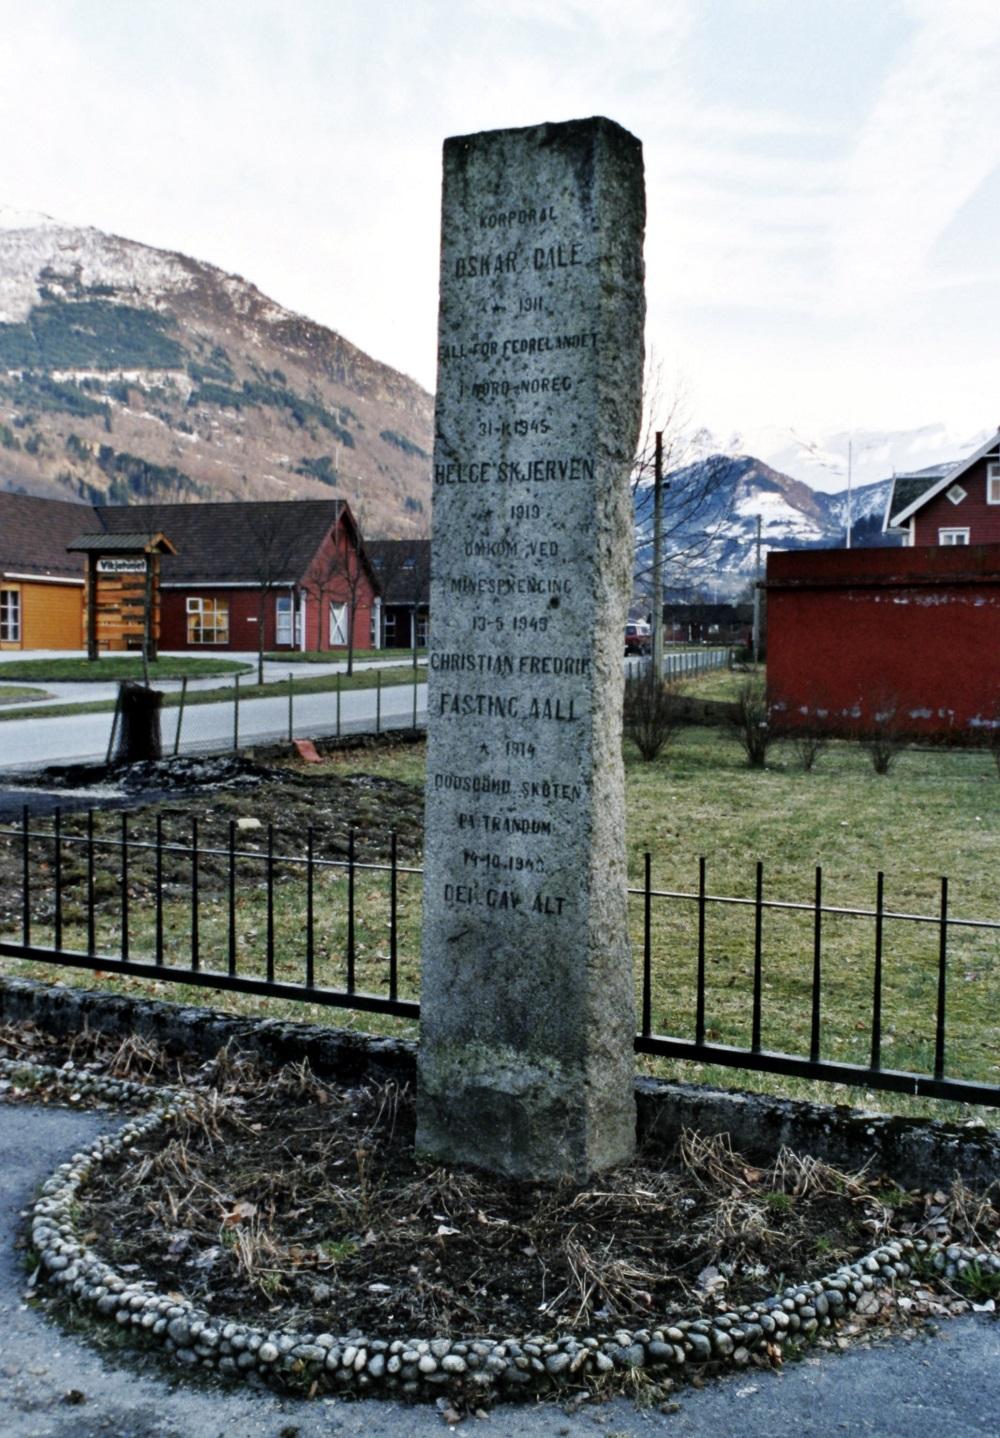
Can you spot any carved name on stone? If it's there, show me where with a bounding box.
[417,117,646,1181]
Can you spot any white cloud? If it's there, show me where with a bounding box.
[824,1,1000,312]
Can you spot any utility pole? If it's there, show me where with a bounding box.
[752,512,762,667]
[652,430,664,681]
[845,437,853,549]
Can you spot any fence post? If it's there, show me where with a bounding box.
[173,676,188,756]
[288,671,293,743]
[20,805,29,948]
[336,672,341,737]
[376,668,382,735]
[412,662,418,729]
[935,877,949,1081]
[233,673,240,751]
[105,684,123,766]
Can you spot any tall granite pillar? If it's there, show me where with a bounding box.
[417,118,645,1182]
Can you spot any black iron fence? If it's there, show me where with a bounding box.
[1,810,997,1107]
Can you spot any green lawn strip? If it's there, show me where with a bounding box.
[674,666,763,703]
[0,657,251,682]
[3,725,998,1123]
[0,685,50,704]
[265,648,426,664]
[0,665,427,722]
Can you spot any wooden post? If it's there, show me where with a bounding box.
[86,554,98,661]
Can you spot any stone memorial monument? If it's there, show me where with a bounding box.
[417,117,645,1182]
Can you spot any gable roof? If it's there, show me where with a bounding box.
[68,532,178,555]
[886,431,1000,529]
[94,500,347,586]
[0,493,366,588]
[0,492,91,580]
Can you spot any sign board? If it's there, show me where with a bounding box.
[97,557,148,575]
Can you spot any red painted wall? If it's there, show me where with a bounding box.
[158,516,378,653]
[766,545,1000,738]
[913,456,1000,546]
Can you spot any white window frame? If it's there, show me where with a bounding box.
[186,595,229,644]
[988,462,1000,505]
[275,592,294,646]
[0,587,21,643]
[938,527,970,546]
[946,483,967,506]
[329,601,349,647]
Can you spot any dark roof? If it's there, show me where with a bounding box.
[0,494,365,588]
[68,532,177,554]
[0,492,91,580]
[95,500,346,585]
[365,539,431,604]
[886,473,947,528]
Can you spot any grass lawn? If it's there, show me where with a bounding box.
[3,725,997,1124]
[0,684,49,704]
[676,665,762,703]
[0,656,249,683]
[266,648,426,664]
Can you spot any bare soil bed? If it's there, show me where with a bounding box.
[4,1022,998,1361]
[0,750,424,932]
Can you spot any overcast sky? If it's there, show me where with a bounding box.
[2,0,999,483]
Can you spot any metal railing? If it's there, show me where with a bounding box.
[2,812,997,1107]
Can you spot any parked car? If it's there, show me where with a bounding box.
[625,621,652,655]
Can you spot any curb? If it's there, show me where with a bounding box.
[7,1055,1000,1404]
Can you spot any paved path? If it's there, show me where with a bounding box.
[1,1101,997,1438]
[0,651,418,713]
[0,676,427,772]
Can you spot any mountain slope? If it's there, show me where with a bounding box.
[0,206,432,535]
[634,454,904,599]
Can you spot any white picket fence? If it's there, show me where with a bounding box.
[625,645,732,683]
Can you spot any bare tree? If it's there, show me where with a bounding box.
[244,508,299,685]
[303,510,373,676]
[631,358,739,611]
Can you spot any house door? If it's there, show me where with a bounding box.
[329,601,349,647]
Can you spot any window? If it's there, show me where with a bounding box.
[0,588,20,643]
[275,593,293,646]
[946,483,967,505]
[329,601,348,647]
[988,462,1000,505]
[186,596,229,644]
[938,528,970,546]
[416,610,429,647]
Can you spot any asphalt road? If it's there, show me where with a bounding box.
[1,1101,998,1438]
[0,678,428,772]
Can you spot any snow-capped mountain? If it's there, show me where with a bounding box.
[634,454,916,600]
[0,206,432,533]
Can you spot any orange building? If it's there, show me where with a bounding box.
[0,494,87,650]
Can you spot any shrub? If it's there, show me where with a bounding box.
[728,677,773,768]
[790,730,828,772]
[623,673,681,761]
[861,697,906,775]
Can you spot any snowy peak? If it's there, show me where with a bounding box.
[0,204,67,232]
[635,452,903,599]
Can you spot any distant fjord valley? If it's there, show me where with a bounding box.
[0,206,965,585]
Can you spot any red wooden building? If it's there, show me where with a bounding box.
[0,493,380,653]
[96,500,378,653]
[884,429,1000,547]
[766,545,1000,739]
